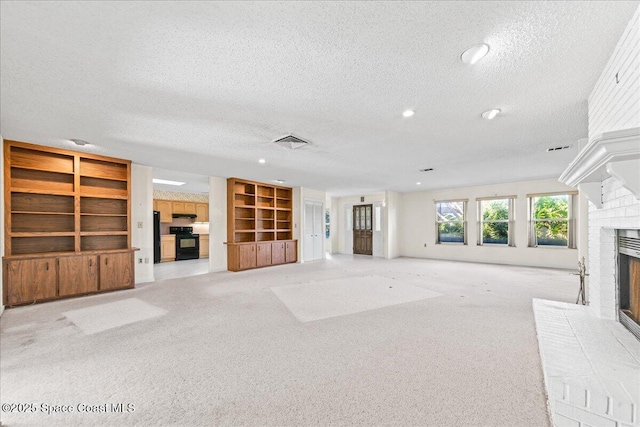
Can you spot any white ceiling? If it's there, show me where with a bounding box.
[1,1,638,197]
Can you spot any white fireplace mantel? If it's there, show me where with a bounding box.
[559,127,640,208]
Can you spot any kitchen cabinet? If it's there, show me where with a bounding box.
[184,202,196,214]
[238,244,256,270]
[257,242,272,267]
[196,203,209,222]
[157,200,173,223]
[99,252,134,291]
[172,201,185,214]
[58,254,98,297]
[161,235,176,262]
[199,235,209,258]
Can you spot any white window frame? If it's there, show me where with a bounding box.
[435,199,467,245]
[477,196,516,247]
[527,192,577,249]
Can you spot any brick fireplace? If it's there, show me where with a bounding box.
[560,128,640,326]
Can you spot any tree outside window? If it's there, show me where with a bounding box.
[531,195,569,247]
[479,199,511,245]
[436,200,466,244]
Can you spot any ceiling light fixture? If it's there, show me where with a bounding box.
[152,179,185,186]
[481,109,501,120]
[403,110,415,118]
[416,182,421,185]
[69,139,89,146]
[274,179,285,184]
[460,43,490,65]
[259,158,266,164]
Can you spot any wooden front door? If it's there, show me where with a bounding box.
[353,204,373,255]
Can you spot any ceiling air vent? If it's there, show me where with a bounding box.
[547,145,571,152]
[272,134,310,149]
[420,168,434,172]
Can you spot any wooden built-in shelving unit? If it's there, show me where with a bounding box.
[226,178,296,271]
[3,140,136,306]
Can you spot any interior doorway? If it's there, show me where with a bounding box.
[353,204,373,255]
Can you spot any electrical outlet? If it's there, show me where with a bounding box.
[137,221,143,228]
[138,258,143,264]
[144,257,149,263]
[424,243,427,247]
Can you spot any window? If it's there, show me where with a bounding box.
[478,197,515,246]
[528,193,576,248]
[436,200,467,244]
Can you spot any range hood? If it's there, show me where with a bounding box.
[172,213,197,219]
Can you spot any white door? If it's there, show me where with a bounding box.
[304,200,324,261]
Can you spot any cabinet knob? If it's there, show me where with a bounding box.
[45,262,49,271]
[89,259,93,267]
[105,258,109,266]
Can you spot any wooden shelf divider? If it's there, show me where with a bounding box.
[226,177,297,271]
[3,140,136,306]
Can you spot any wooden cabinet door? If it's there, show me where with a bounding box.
[157,200,173,223]
[58,255,98,297]
[4,258,57,305]
[172,201,185,214]
[161,235,176,261]
[271,242,285,265]
[285,241,297,263]
[256,243,272,267]
[196,203,209,222]
[199,236,209,258]
[184,202,196,214]
[239,244,256,270]
[99,252,134,291]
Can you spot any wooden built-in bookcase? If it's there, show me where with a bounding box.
[3,140,136,306]
[226,178,297,271]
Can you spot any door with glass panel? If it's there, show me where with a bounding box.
[353,204,373,255]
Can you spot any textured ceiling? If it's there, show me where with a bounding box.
[1,1,638,196]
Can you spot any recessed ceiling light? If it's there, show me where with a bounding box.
[460,43,490,65]
[152,179,185,186]
[259,158,266,164]
[416,182,421,185]
[69,139,89,146]
[274,179,285,184]
[481,109,501,120]
[403,110,415,118]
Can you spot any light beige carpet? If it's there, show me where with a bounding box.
[0,255,576,426]
[63,298,167,335]
[271,275,442,322]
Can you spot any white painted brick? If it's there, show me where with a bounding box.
[556,402,617,427]
[589,390,610,416]
[554,413,581,427]
[612,400,636,424]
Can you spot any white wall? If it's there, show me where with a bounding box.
[384,191,401,259]
[586,5,640,320]
[131,164,154,283]
[399,178,587,269]
[209,176,227,272]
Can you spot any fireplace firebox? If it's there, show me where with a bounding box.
[617,229,640,340]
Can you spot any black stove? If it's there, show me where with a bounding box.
[169,227,200,261]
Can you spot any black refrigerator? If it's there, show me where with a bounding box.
[153,211,161,263]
